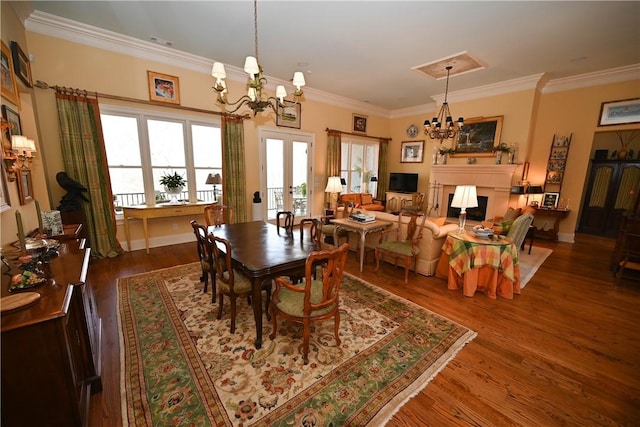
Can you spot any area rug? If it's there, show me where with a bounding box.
[118,263,476,426]
[519,246,553,288]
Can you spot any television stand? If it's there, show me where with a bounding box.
[386,191,417,213]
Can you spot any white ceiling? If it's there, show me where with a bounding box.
[22,1,640,112]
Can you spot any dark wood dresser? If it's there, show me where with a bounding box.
[1,239,102,427]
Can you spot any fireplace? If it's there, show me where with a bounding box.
[428,164,518,221]
[447,194,488,221]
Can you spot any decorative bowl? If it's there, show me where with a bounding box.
[472,228,494,239]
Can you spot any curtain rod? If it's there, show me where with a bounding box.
[34,80,248,119]
[325,127,391,142]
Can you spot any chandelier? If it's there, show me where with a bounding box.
[210,0,305,116]
[423,66,463,143]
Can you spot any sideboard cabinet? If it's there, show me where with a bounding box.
[1,240,102,427]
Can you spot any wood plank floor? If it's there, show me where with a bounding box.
[88,233,640,426]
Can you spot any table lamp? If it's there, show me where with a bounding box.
[451,185,478,233]
[325,176,343,210]
[206,173,222,202]
[526,185,544,206]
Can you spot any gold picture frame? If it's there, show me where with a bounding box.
[453,115,503,157]
[147,70,181,104]
[1,41,20,107]
[10,41,32,88]
[353,114,368,133]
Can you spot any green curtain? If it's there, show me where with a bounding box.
[377,138,389,200]
[325,130,342,205]
[55,92,123,258]
[222,115,247,222]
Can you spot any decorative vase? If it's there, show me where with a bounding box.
[618,149,628,159]
[164,185,184,205]
[440,153,448,165]
[495,151,503,164]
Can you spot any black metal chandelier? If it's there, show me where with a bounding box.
[424,66,464,143]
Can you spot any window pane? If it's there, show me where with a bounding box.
[148,119,185,167]
[110,168,145,207]
[192,124,221,168]
[102,115,141,166]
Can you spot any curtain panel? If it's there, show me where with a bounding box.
[221,115,247,222]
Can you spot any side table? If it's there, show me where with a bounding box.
[533,207,570,242]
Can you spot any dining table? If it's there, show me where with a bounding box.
[207,221,321,348]
[435,230,521,299]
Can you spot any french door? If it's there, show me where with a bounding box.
[260,129,313,222]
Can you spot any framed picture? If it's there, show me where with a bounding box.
[17,168,33,205]
[0,162,10,212]
[10,41,32,88]
[542,192,559,208]
[598,98,640,126]
[353,114,367,133]
[147,70,181,104]
[453,115,503,156]
[2,104,22,137]
[400,140,424,163]
[546,170,564,184]
[276,100,301,129]
[1,41,20,107]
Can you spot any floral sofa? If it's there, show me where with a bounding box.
[338,193,385,211]
[335,208,458,276]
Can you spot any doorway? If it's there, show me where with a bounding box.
[259,128,313,222]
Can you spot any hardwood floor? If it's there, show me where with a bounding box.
[88,233,640,426]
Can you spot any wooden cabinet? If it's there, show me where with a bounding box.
[1,240,102,427]
[533,207,570,242]
[544,134,572,197]
[385,192,416,213]
[579,160,640,237]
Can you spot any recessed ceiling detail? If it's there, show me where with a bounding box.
[412,51,486,80]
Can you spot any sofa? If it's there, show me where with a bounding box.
[338,193,385,211]
[335,208,458,276]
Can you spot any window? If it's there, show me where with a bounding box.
[101,105,222,210]
[341,138,379,194]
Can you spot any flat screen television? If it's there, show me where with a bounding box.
[388,173,418,193]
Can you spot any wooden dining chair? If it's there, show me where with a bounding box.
[208,233,271,333]
[299,218,321,244]
[374,211,426,284]
[269,242,349,364]
[190,220,215,299]
[204,204,233,227]
[318,203,354,245]
[276,211,295,234]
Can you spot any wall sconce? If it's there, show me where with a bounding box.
[3,135,37,178]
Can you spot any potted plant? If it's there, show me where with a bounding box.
[437,147,456,164]
[159,171,186,204]
[493,143,511,164]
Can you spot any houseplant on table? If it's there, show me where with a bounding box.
[159,172,186,205]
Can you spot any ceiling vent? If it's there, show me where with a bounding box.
[412,51,485,80]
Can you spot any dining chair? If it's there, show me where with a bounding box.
[401,192,425,213]
[299,218,321,244]
[276,211,295,234]
[269,242,349,364]
[190,220,215,299]
[318,203,354,245]
[208,233,271,333]
[204,204,233,227]
[506,213,535,252]
[374,211,426,284]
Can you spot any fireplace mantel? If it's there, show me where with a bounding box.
[429,164,518,220]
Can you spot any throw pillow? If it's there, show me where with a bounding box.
[503,207,522,222]
[361,193,374,205]
[429,217,447,227]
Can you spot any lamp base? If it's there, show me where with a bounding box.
[458,211,467,234]
[329,192,339,211]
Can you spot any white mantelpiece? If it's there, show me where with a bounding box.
[428,164,518,219]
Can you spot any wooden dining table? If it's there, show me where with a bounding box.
[208,221,320,348]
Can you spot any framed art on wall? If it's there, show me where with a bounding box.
[147,71,181,104]
[0,162,10,212]
[353,114,367,133]
[276,101,301,129]
[2,104,22,137]
[400,140,424,163]
[598,98,640,126]
[10,41,32,88]
[17,168,33,205]
[453,115,503,156]
[1,41,20,107]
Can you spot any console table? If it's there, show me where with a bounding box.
[122,201,210,253]
[533,207,570,242]
[1,239,102,427]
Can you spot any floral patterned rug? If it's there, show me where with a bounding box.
[118,263,476,426]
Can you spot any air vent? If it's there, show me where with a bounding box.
[412,51,485,80]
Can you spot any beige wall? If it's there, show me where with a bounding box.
[2,7,639,248]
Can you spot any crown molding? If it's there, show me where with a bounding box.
[542,64,640,93]
[26,11,639,121]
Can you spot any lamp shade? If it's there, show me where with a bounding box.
[511,185,526,195]
[206,173,222,185]
[370,176,378,182]
[451,185,478,210]
[527,185,544,194]
[325,176,343,193]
